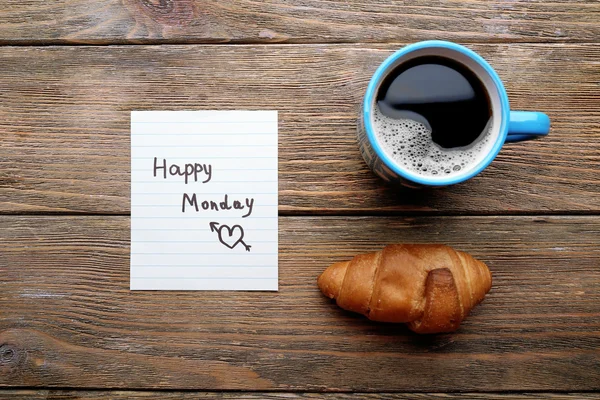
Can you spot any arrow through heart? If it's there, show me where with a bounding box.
[209,222,251,252]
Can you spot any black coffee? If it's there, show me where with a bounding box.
[376,56,491,149]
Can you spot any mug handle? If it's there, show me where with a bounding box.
[505,111,551,142]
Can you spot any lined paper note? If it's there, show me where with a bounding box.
[130,111,278,291]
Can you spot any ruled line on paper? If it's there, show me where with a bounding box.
[132,121,276,123]
[130,110,278,291]
[131,264,272,268]
[131,156,277,159]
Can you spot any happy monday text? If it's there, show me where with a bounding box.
[153,158,254,218]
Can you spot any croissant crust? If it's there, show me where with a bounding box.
[317,244,492,334]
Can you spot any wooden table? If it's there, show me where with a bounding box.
[1,1,599,399]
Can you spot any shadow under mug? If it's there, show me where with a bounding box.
[358,40,550,187]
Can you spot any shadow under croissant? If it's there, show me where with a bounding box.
[323,298,462,351]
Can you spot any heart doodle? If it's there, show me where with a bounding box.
[209,222,251,251]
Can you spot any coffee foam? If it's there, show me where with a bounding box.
[372,105,493,178]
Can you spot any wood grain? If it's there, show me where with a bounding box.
[1,0,599,44]
[2,391,600,400]
[1,216,599,390]
[1,44,598,215]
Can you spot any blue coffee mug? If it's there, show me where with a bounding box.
[358,40,550,187]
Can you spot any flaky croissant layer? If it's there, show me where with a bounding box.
[318,244,492,334]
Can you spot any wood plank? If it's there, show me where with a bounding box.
[1,0,599,44]
[2,391,600,400]
[1,44,598,214]
[1,216,599,390]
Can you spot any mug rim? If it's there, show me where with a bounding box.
[363,40,510,186]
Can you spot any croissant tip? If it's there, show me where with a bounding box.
[318,261,349,299]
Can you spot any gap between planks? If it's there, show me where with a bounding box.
[1,390,600,399]
[0,40,599,48]
[1,211,599,217]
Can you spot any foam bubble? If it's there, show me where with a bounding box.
[372,106,493,178]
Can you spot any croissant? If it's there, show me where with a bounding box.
[318,244,492,334]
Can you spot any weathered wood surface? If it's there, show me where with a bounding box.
[2,0,599,45]
[1,44,598,215]
[2,391,600,400]
[1,216,598,390]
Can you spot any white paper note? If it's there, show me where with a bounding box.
[130,111,278,291]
